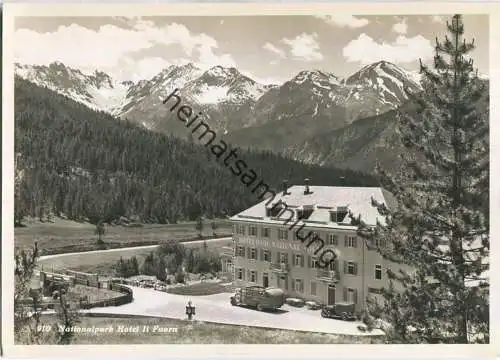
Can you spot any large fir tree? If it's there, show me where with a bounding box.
[354,14,489,343]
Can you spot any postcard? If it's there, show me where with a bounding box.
[2,2,498,359]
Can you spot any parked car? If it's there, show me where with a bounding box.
[285,297,305,307]
[230,286,285,311]
[305,300,322,310]
[320,302,356,321]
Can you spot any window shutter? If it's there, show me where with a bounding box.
[354,262,358,275]
[334,259,339,272]
[307,256,311,268]
[353,289,358,304]
[344,236,348,247]
[353,237,357,248]
[300,255,305,267]
[277,251,281,263]
[268,250,272,262]
[291,278,295,291]
[247,269,251,281]
[343,261,348,274]
[255,271,258,283]
[343,287,347,302]
[260,249,264,261]
[284,253,288,264]
[242,269,246,280]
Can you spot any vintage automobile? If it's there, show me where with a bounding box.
[230,286,285,311]
[320,302,357,321]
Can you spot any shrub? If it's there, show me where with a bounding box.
[175,271,185,284]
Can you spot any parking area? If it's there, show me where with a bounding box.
[86,286,384,336]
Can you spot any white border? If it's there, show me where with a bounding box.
[2,2,499,358]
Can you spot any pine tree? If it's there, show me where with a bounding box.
[196,217,204,239]
[14,153,26,227]
[211,220,218,237]
[94,220,105,245]
[354,14,489,343]
[131,256,140,276]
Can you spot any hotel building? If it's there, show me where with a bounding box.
[230,181,401,311]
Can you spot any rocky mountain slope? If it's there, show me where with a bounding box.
[16,59,487,174]
[285,78,489,173]
[15,62,273,137]
[224,61,423,151]
[15,60,421,137]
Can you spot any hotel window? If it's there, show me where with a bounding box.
[345,236,357,248]
[328,259,337,272]
[311,258,318,269]
[268,203,285,217]
[250,270,257,283]
[250,248,257,260]
[262,227,270,238]
[310,281,317,296]
[368,287,382,294]
[375,264,382,280]
[294,279,304,293]
[331,207,348,223]
[236,225,246,235]
[278,252,288,264]
[262,250,271,262]
[249,226,257,236]
[278,229,288,240]
[236,268,244,280]
[344,261,358,275]
[294,254,304,267]
[236,246,245,257]
[328,234,338,245]
[344,287,358,304]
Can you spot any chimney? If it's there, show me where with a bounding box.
[304,178,311,195]
[282,180,290,195]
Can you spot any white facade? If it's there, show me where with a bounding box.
[230,184,400,311]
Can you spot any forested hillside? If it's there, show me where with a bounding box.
[14,77,378,226]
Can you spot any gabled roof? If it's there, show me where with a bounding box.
[230,185,392,229]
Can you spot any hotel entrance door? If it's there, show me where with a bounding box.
[263,273,269,288]
[327,285,336,305]
[277,276,288,290]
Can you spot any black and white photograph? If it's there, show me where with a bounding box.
[1,2,496,357]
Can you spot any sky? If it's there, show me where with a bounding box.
[14,14,489,84]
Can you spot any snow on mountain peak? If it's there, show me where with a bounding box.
[15,60,447,133]
[185,65,268,105]
[344,60,422,108]
[293,69,340,87]
[15,62,129,114]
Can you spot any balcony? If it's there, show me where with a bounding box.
[316,269,339,283]
[270,262,289,274]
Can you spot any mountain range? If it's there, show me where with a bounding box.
[15,60,489,174]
